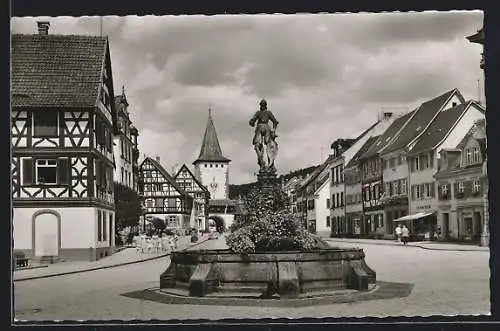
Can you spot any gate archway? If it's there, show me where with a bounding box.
[208,215,225,233]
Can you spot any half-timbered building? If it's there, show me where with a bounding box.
[11,22,118,261]
[113,86,139,191]
[139,157,194,231]
[174,164,210,231]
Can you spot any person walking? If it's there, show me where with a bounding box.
[401,225,410,246]
[395,224,402,243]
[168,235,175,253]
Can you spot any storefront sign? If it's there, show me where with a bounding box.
[416,205,432,210]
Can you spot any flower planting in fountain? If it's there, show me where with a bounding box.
[226,185,323,254]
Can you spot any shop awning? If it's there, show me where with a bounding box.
[393,212,435,222]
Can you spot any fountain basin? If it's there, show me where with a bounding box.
[160,247,376,299]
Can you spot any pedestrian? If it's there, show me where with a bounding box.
[169,235,175,252]
[173,233,179,250]
[395,224,402,243]
[401,225,410,246]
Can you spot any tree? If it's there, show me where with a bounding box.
[114,182,143,234]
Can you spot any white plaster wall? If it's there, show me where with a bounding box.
[436,106,485,154]
[330,183,345,218]
[315,180,331,233]
[13,207,98,250]
[197,162,229,200]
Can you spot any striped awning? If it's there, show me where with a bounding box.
[393,211,435,222]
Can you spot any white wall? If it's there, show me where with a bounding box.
[437,105,485,154]
[315,179,331,233]
[13,207,100,250]
[196,162,229,200]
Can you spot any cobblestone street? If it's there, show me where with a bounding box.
[14,237,490,321]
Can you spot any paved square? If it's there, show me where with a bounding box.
[14,237,490,321]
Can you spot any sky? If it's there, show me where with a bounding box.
[11,12,484,184]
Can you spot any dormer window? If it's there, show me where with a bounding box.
[465,149,472,164]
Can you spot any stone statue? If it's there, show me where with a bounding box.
[249,99,279,171]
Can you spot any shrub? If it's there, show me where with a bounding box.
[226,185,321,254]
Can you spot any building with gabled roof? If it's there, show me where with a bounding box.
[343,135,380,237]
[193,109,236,232]
[139,156,194,232]
[434,119,488,245]
[174,164,210,231]
[11,22,119,261]
[405,100,485,239]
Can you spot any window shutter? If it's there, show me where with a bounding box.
[411,185,415,200]
[57,158,70,185]
[429,153,434,168]
[430,182,435,197]
[22,158,34,185]
[447,183,452,199]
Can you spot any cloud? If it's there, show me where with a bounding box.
[11,11,484,184]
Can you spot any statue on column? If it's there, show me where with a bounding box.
[249,99,279,172]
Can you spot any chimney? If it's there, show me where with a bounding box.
[37,21,50,35]
[383,112,393,120]
[155,156,160,163]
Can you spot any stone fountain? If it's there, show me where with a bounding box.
[158,100,377,300]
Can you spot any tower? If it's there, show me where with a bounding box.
[193,109,231,200]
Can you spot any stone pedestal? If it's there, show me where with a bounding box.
[257,167,277,193]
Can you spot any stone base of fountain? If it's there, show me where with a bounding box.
[159,247,376,299]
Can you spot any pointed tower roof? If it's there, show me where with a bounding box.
[194,109,231,164]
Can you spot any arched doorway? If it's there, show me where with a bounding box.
[32,210,60,259]
[208,215,225,233]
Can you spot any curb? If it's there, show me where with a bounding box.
[324,238,488,252]
[14,238,211,282]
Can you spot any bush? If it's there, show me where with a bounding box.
[226,185,321,254]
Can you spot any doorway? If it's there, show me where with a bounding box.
[34,212,60,258]
[442,213,449,240]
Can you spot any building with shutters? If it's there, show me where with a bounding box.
[11,21,118,261]
[113,87,140,191]
[434,119,487,244]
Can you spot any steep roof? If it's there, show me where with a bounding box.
[298,154,334,190]
[381,89,463,155]
[11,34,108,108]
[345,135,380,168]
[361,111,415,159]
[144,157,191,197]
[194,110,230,164]
[409,101,479,155]
[174,164,210,194]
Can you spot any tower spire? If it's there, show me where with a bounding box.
[193,109,231,164]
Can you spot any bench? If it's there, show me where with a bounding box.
[13,251,30,268]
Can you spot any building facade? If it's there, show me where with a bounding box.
[12,22,118,261]
[174,164,210,231]
[434,119,487,244]
[139,157,194,231]
[113,87,139,191]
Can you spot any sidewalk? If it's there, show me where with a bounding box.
[324,237,489,252]
[14,236,209,282]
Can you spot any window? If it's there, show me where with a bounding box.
[473,147,480,163]
[374,185,379,199]
[442,184,448,196]
[378,214,384,228]
[155,198,164,208]
[415,157,420,171]
[210,164,213,168]
[415,185,421,199]
[221,164,224,168]
[340,192,344,206]
[466,149,472,164]
[167,198,176,209]
[33,111,58,137]
[402,179,407,194]
[326,216,331,227]
[121,168,124,183]
[109,213,113,244]
[204,164,207,168]
[326,198,330,208]
[145,199,154,208]
[35,159,57,184]
[458,182,464,193]
[473,180,481,193]
[168,216,177,228]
